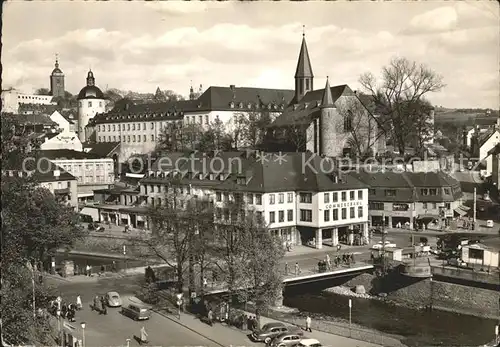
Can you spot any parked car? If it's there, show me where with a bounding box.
[105,291,122,307]
[447,258,467,267]
[296,338,322,347]
[371,241,397,250]
[269,333,302,347]
[486,220,494,228]
[121,303,151,321]
[252,322,302,344]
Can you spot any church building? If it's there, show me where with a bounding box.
[77,70,107,142]
[272,33,386,158]
[50,56,65,98]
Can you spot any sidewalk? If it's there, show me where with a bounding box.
[153,306,388,347]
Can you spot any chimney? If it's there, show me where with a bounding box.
[54,169,61,179]
[230,85,236,91]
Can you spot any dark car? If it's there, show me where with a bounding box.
[252,322,303,344]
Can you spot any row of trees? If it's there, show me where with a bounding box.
[1,115,87,345]
[132,186,284,320]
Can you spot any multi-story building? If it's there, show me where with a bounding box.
[89,86,294,161]
[488,144,500,192]
[40,131,83,152]
[50,110,77,133]
[2,160,78,209]
[351,171,464,229]
[83,152,370,248]
[50,56,65,98]
[38,149,115,202]
[2,88,57,114]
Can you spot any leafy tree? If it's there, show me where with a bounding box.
[236,111,273,149]
[157,122,202,152]
[197,118,232,152]
[35,88,50,95]
[359,57,444,155]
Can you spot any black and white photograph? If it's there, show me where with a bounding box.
[1,1,499,347]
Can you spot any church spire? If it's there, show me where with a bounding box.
[86,69,95,87]
[55,53,59,69]
[321,76,334,108]
[294,25,314,102]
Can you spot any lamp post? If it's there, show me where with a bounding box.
[56,310,62,347]
[126,338,131,347]
[348,299,352,338]
[80,322,86,347]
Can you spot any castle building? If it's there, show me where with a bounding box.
[271,34,386,158]
[77,70,107,142]
[50,56,65,98]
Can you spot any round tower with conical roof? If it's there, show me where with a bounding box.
[50,54,65,98]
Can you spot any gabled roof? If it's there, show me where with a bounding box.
[478,129,500,148]
[2,158,76,182]
[488,143,500,156]
[142,151,368,193]
[82,142,120,157]
[294,35,314,78]
[38,149,105,160]
[13,114,58,126]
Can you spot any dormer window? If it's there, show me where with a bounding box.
[229,102,235,108]
[267,104,272,110]
[219,174,225,181]
[273,104,278,110]
[239,102,243,108]
[280,104,285,110]
[198,173,203,179]
[236,177,246,185]
[247,103,252,109]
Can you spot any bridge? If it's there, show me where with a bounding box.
[203,262,374,296]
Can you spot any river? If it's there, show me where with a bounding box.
[284,291,497,347]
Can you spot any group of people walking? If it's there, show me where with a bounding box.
[48,295,83,322]
[91,295,108,315]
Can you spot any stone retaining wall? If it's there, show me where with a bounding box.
[343,272,500,318]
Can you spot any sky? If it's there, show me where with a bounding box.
[2,1,499,109]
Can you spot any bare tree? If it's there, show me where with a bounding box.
[235,111,273,149]
[359,57,444,155]
[157,122,202,152]
[335,96,386,159]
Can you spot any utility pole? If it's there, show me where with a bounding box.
[473,187,477,231]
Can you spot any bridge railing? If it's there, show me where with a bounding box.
[280,259,374,279]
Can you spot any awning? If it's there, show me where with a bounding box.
[454,208,467,216]
[417,214,440,219]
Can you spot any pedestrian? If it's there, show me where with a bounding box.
[208,309,214,326]
[74,264,80,276]
[76,295,82,310]
[139,326,148,345]
[351,252,355,263]
[305,315,312,332]
[93,295,100,313]
[101,296,107,315]
[99,265,105,277]
[203,277,208,288]
[295,262,300,275]
[112,261,117,272]
[337,244,341,252]
[325,254,331,270]
[285,262,289,275]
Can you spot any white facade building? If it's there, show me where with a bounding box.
[1,88,56,113]
[49,110,76,133]
[479,130,500,176]
[40,130,83,152]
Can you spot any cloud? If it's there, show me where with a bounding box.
[404,7,458,34]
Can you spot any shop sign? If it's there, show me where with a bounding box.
[324,201,362,209]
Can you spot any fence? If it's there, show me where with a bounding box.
[432,265,500,285]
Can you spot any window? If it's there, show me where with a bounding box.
[99,101,102,107]
[332,192,338,202]
[98,125,101,132]
[341,208,347,219]
[469,248,483,260]
[88,101,92,107]
[324,210,330,222]
[113,124,116,131]
[344,111,353,132]
[350,191,355,200]
[300,193,312,203]
[216,192,221,202]
[287,209,293,221]
[278,193,284,204]
[333,209,339,221]
[341,192,347,201]
[132,124,136,131]
[269,212,275,223]
[324,193,330,203]
[385,190,396,197]
[138,135,141,142]
[122,135,125,141]
[98,136,101,142]
[150,122,154,130]
[444,188,451,195]
[127,135,130,142]
[143,135,146,142]
[198,115,202,124]
[358,206,363,218]
[107,125,110,131]
[429,189,438,195]
[393,203,409,211]
[247,194,253,204]
[256,194,262,205]
[205,115,209,124]
[369,189,376,195]
[108,136,111,142]
[127,124,130,131]
[287,193,293,203]
[306,79,310,90]
[143,123,146,130]
[445,202,451,210]
[358,190,363,200]
[350,207,355,218]
[369,202,384,210]
[279,210,284,222]
[132,135,136,142]
[269,194,275,204]
[299,209,312,222]
[423,202,428,209]
[151,134,155,142]
[432,203,437,209]
[421,189,428,196]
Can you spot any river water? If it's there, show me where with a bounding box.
[284,291,497,347]
[56,253,496,346]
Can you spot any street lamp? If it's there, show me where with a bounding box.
[126,338,131,347]
[80,322,86,347]
[56,310,62,347]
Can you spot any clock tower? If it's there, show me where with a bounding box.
[50,54,65,98]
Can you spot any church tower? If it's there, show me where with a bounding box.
[50,55,65,98]
[189,81,196,100]
[294,28,314,103]
[320,77,336,156]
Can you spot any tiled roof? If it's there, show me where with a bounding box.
[272,84,351,127]
[38,149,105,160]
[13,114,58,126]
[82,142,120,157]
[91,86,294,125]
[141,151,368,193]
[294,36,314,78]
[478,129,500,147]
[2,157,76,183]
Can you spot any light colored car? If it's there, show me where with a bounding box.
[252,322,302,344]
[105,291,122,307]
[296,338,322,347]
[121,303,151,321]
[269,333,302,347]
[372,241,397,249]
[486,220,494,228]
